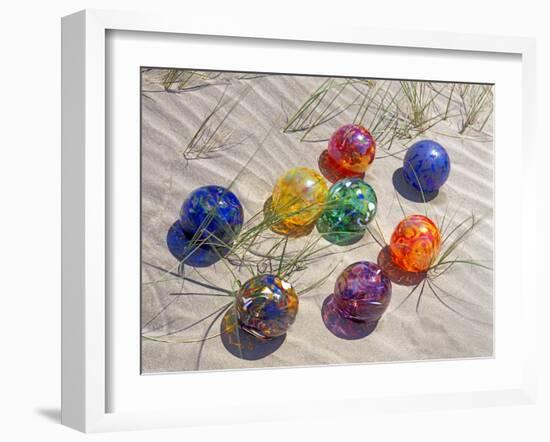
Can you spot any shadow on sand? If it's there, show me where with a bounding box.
[377,246,427,287]
[392,167,439,203]
[220,308,285,360]
[321,295,379,340]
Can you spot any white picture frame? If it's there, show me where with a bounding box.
[61,9,537,433]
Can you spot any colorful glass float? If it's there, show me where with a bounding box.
[319,124,376,183]
[402,139,451,193]
[268,167,328,237]
[167,185,244,267]
[316,178,377,245]
[330,261,392,324]
[235,274,299,339]
[390,214,441,272]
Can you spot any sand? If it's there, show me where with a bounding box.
[140,69,494,373]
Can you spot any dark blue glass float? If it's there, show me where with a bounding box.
[402,140,451,193]
[167,185,244,267]
[179,185,244,246]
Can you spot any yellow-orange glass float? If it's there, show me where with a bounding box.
[270,167,328,237]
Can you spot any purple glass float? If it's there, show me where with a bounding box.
[333,261,392,322]
[322,262,391,339]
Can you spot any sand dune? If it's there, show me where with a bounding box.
[140,69,493,373]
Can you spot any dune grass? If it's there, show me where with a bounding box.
[457,84,494,134]
[281,78,463,157]
[181,83,252,160]
[162,69,223,91]
[282,78,365,141]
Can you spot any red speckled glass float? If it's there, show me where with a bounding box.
[319,124,376,183]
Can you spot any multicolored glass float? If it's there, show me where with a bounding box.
[235,274,299,339]
[269,167,328,237]
[167,185,243,267]
[331,261,392,323]
[402,139,451,193]
[319,124,376,183]
[316,178,377,245]
[390,214,441,272]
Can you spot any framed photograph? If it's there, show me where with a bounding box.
[61,9,537,432]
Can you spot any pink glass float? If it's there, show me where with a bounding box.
[318,124,376,183]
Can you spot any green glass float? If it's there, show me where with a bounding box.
[316,178,377,245]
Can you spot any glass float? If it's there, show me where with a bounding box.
[319,124,376,183]
[235,274,299,339]
[390,214,441,272]
[332,261,392,323]
[179,185,244,247]
[316,178,377,245]
[167,185,243,267]
[402,139,451,193]
[269,167,328,237]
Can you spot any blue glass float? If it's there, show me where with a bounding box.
[235,274,299,339]
[166,220,228,267]
[167,185,243,267]
[316,178,377,245]
[179,185,244,247]
[402,140,451,193]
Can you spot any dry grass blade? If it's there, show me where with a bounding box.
[457,84,494,134]
[282,78,367,141]
[162,69,224,91]
[182,83,253,160]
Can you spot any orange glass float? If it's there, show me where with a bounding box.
[389,214,441,272]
